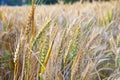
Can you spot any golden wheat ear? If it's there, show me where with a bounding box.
[25,0,35,43]
[31,0,35,41]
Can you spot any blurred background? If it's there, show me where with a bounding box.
[0,0,110,6]
[0,0,32,5]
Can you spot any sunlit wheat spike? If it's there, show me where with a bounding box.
[39,35,49,63]
[71,49,84,80]
[57,28,67,57]
[23,0,36,80]
[25,0,35,43]
[64,26,80,65]
[13,42,20,80]
[30,19,52,49]
[13,29,23,80]
[64,40,72,64]
[41,26,59,73]
[30,0,35,42]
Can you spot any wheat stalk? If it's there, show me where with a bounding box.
[23,0,35,79]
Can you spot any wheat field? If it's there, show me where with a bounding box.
[0,1,120,80]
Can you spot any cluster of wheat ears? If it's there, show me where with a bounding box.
[0,0,120,80]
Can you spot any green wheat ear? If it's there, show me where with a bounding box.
[30,19,52,49]
[39,35,49,64]
[64,26,80,65]
[41,27,59,73]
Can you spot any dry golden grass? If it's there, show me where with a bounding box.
[0,1,120,80]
